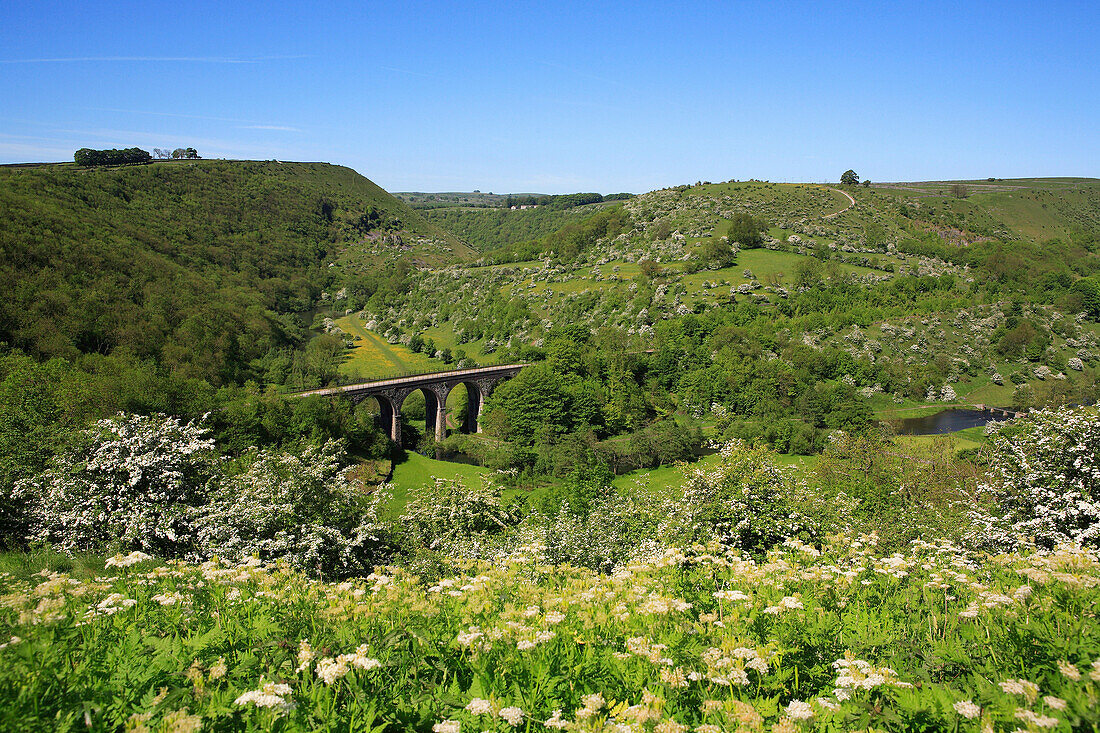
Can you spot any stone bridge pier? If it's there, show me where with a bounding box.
[295,364,525,445]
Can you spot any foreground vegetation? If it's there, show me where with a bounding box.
[1,538,1096,731]
[1,404,1098,730]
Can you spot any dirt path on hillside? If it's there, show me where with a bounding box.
[823,187,856,218]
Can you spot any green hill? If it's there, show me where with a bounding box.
[0,160,471,384]
[349,177,1100,451]
[420,202,617,252]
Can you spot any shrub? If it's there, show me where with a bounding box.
[969,406,1100,550]
[675,440,814,552]
[191,440,394,576]
[17,413,215,555]
[401,477,523,556]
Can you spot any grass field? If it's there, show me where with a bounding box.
[611,451,820,493]
[894,428,986,453]
[386,451,495,512]
[336,314,439,379]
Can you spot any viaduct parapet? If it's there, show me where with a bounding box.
[294,364,526,443]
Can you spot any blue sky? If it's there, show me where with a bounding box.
[2,1,1097,193]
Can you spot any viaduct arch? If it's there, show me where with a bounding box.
[295,364,525,444]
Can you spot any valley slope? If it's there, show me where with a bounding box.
[0,160,472,384]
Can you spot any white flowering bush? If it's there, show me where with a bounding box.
[400,477,524,556]
[17,413,216,555]
[970,406,1100,550]
[676,440,814,552]
[191,440,395,576]
[521,491,668,571]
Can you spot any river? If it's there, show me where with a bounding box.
[892,408,1012,436]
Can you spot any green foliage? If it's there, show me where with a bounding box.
[814,431,977,549]
[484,205,632,263]
[0,541,1097,731]
[400,477,523,556]
[193,440,394,575]
[677,441,813,551]
[424,204,609,252]
[0,161,446,386]
[74,147,152,166]
[537,463,615,517]
[1072,277,1100,318]
[840,169,859,185]
[726,211,767,248]
[482,363,572,444]
[504,192,611,209]
[696,235,737,268]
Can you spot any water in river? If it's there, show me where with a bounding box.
[892,408,1012,436]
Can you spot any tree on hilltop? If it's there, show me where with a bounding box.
[840,170,859,186]
[74,147,152,167]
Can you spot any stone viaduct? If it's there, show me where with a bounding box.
[294,364,525,444]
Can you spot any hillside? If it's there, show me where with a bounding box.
[420,201,617,251]
[393,191,511,208]
[0,160,471,384]
[341,177,1100,459]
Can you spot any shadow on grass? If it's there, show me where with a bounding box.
[0,545,112,582]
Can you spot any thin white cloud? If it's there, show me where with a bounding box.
[239,125,302,132]
[0,141,75,161]
[0,54,309,64]
[87,107,253,123]
[84,108,303,132]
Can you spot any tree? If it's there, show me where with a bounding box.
[950,183,969,199]
[676,440,813,551]
[638,259,661,279]
[482,363,570,444]
[698,237,736,268]
[1071,278,1100,319]
[840,170,860,186]
[74,147,152,167]
[192,440,392,575]
[727,212,767,249]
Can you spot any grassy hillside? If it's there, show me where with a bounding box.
[393,190,511,208]
[421,202,616,251]
[345,176,1100,465]
[0,160,469,384]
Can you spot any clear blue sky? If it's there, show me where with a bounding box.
[2,1,1097,193]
